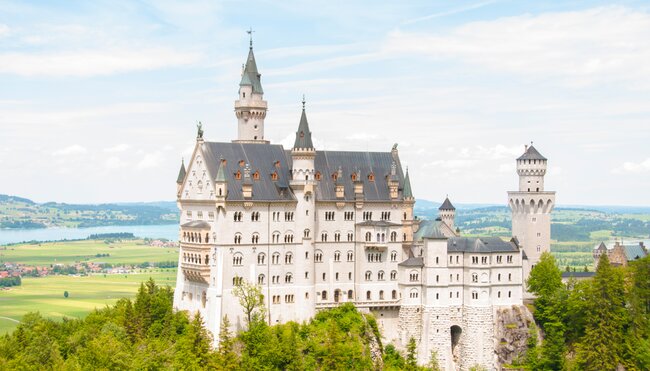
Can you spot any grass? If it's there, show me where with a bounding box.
[0,270,177,334]
[0,239,179,266]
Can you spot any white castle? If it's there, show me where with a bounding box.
[173,40,555,370]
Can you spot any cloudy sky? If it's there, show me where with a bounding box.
[1,0,649,206]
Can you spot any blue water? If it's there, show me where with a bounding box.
[0,224,179,245]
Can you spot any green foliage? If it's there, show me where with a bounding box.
[231,279,265,328]
[383,344,406,370]
[406,337,418,369]
[63,291,68,298]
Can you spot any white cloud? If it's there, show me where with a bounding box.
[0,24,9,37]
[0,48,199,77]
[105,156,126,170]
[402,0,500,25]
[103,144,130,153]
[613,158,650,174]
[137,151,164,169]
[52,144,87,156]
[384,6,650,86]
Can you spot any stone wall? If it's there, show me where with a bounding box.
[397,305,422,347]
[461,306,495,370]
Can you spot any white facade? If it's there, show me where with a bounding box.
[171,42,546,370]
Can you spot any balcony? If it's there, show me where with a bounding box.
[315,299,400,310]
[181,261,210,283]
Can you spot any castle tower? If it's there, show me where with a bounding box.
[290,98,316,321]
[233,33,268,143]
[438,196,456,231]
[508,143,555,273]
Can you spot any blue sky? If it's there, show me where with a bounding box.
[1,0,649,205]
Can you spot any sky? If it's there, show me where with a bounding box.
[1,0,649,206]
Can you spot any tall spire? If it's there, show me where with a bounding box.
[239,31,263,94]
[293,97,314,150]
[215,158,226,182]
[403,167,413,199]
[176,159,186,184]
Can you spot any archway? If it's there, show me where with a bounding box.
[451,325,462,367]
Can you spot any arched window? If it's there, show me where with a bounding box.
[379,290,384,300]
[409,270,419,282]
[378,271,385,280]
[232,253,243,266]
[258,274,265,285]
[366,291,371,300]
[365,271,372,281]
[315,250,323,263]
[304,229,310,238]
[390,270,397,280]
[392,290,397,299]
[285,252,293,265]
[365,232,371,242]
[285,273,293,283]
[257,253,266,265]
[272,252,280,265]
[472,273,478,283]
[390,231,397,242]
[334,251,341,262]
[348,290,353,300]
[409,289,419,299]
[347,251,354,261]
[322,291,328,300]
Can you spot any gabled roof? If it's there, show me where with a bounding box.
[403,168,413,198]
[398,256,424,267]
[439,197,455,211]
[623,244,648,261]
[176,161,186,184]
[447,237,519,253]
[239,47,264,94]
[517,145,547,161]
[293,107,314,149]
[594,242,607,251]
[414,220,447,239]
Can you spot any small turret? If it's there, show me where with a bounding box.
[439,196,456,230]
[517,143,547,192]
[176,159,186,197]
[403,167,414,201]
[215,158,227,199]
[290,97,316,184]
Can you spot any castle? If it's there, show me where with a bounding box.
[173,40,555,370]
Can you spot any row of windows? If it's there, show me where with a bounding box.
[182,231,211,244]
[183,252,209,265]
[185,210,214,220]
[363,231,400,243]
[271,295,294,304]
[318,289,399,301]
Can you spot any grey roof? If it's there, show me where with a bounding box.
[202,142,295,202]
[398,256,424,267]
[181,220,210,229]
[200,141,408,202]
[239,47,263,94]
[176,161,186,184]
[414,220,447,240]
[293,108,314,149]
[623,244,648,261]
[310,150,408,201]
[517,145,547,161]
[403,168,413,198]
[594,242,607,251]
[439,197,455,211]
[447,237,519,253]
[562,272,595,278]
[356,220,401,227]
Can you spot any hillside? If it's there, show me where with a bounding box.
[0,195,178,229]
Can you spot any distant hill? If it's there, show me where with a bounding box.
[0,194,178,229]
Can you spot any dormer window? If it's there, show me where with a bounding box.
[274,161,281,168]
[235,170,241,180]
[332,172,338,181]
[351,173,357,181]
[239,160,245,167]
[271,171,278,181]
[368,173,375,182]
[315,172,321,181]
[253,170,260,180]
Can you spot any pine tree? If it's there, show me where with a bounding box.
[216,315,239,370]
[576,253,627,370]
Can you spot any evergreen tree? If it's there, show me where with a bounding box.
[576,253,627,370]
[406,337,418,370]
[215,315,239,370]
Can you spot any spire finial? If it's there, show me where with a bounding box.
[246,27,254,48]
[302,94,306,110]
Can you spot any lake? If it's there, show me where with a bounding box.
[0,224,179,245]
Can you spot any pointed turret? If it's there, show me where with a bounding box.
[403,167,414,200]
[234,31,268,143]
[215,159,226,182]
[439,197,455,211]
[439,196,456,231]
[293,99,314,150]
[176,159,186,198]
[239,46,264,94]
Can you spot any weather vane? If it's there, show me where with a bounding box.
[302,94,306,110]
[246,27,255,47]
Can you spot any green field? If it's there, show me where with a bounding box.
[0,270,177,334]
[0,239,179,266]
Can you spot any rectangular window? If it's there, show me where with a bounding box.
[208,211,214,220]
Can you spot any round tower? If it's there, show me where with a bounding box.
[507,143,556,276]
[233,33,269,143]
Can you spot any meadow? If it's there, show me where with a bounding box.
[0,239,179,266]
[0,270,177,334]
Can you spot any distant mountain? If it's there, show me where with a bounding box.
[0,195,178,229]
